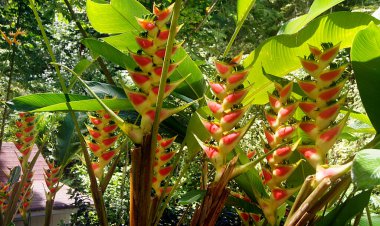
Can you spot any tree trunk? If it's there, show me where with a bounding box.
[130,135,154,226]
[190,158,237,226]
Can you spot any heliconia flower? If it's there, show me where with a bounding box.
[298,79,318,99]
[196,54,254,182]
[236,209,250,225]
[315,114,349,155]
[194,136,222,163]
[129,71,151,92]
[219,120,252,154]
[119,123,143,144]
[153,42,182,65]
[152,135,176,196]
[299,101,318,119]
[150,60,183,83]
[225,70,250,90]
[297,145,321,168]
[14,112,38,169]
[271,160,302,184]
[222,85,251,110]
[140,102,193,133]
[316,79,347,105]
[266,102,299,129]
[0,181,11,212]
[117,6,188,144]
[153,3,174,27]
[44,161,63,198]
[260,81,300,224]
[264,124,298,148]
[86,110,121,179]
[18,171,34,219]
[316,98,345,130]
[298,43,341,78]
[220,105,250,131]
[257,198,277,226]
[246,150,256,159]
[261,167,273,185]
[271,187,299,206]
[198,114,223,141]
[271,143,297,163]
[131,53,153,72]
[315,162,352,184]
[231,191,261,225]
[274,82,293,104]
[209,81,227,99]
[148,75,189,103]
[317,65,347,87]
[298,43,348,168]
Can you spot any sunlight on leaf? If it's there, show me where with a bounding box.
[279,0,344,34]
[351,22,380,133]
[243,12,379,105]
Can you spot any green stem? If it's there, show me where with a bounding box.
[150,0,183,172]
[366,206,373,226]
[28,1,108,225]
[148,1,183,223]
[222,0,256,57]
[44,197,53,226]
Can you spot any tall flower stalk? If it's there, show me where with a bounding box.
[259,82,301,225]
[286,43,352,225]
[0,113,40,226]
[191,54,256,225]
[297,43,350,173]
[115,2,188,225]
[43,161,63,226]
[86,110,121,180]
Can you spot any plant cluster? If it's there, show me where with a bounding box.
[1,0,380,226]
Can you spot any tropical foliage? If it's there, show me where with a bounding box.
[1,0,380,225]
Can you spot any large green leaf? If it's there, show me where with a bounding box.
[86,0,205,100]
[351,22,380,133]
[352,149,380,190]
[86,0,147,33]
[33,99,133,112]
[82,38,136,69]
[316,190,372,226]
[85,81,126,98]
[54,113,80,167]
[178,190,206,205]
[237,0,256,24]
[359,214,380,226]
[243,12,379,105]
[279,0,344,34]
[170,48,205,99]
[7,93,133,112]
[7,94,92,111]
